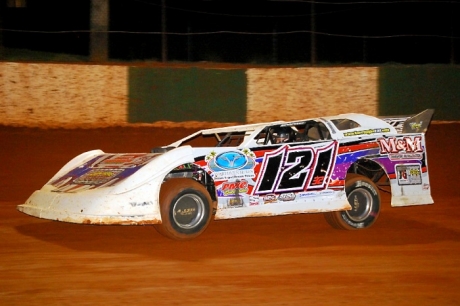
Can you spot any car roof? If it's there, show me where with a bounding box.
[168,113,397,147]
[321,113,397,135]
[200,121,284,135]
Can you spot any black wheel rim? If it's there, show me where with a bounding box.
[345,188,373,222]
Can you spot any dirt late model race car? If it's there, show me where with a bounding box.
[18,109,434,240]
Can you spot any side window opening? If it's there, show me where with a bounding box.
[255,122,331,145]
[255,126,296,145]
[255,130,268,144]
[217,131,246,147]
[296,121,331,142]
[331,119,360,131]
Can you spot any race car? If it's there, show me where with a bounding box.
[18,109,434,240]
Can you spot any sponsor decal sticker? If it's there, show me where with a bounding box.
[278,193,296,201]
[249,196,261,206]
[378,136,424,160]
[73,169,123,185]
[263,194,278,204]
[92,154,157,169]
[227,196,244,208]
[51,153,158,191]
[206,150,256,180]
[129,201,154,207]
[212,169,255,180]
[343,128,391,137]
[299,191,317,198]
[409,121,423,131]
[396,164,422,185]
[320,190,335,196]
[221,179,249,196]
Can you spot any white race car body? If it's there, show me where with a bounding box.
[18,110,434,235]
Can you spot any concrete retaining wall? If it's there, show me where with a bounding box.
[246,67,378,122]
[0,62,457,128]
[0,63,127,128]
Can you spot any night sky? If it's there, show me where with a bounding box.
[2,0,460,64]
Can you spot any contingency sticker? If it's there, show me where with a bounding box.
[395,164,422,185]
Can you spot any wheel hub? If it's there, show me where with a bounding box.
[346,189,373,222]
[172,194,205,229]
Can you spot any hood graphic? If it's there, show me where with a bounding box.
[50,153,160,192]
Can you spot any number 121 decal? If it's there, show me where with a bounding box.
[254,143,337,195]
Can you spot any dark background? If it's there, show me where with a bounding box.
[1,0,460,65]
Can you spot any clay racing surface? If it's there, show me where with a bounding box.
[1,123,459,305]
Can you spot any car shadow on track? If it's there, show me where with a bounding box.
[14,205,460,262]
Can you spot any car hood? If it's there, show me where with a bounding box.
[44,147,196,195]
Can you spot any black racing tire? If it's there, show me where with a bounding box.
[154,178,213,240]
[324,174,381,230]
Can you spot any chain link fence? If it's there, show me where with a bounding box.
[1,0,459,65]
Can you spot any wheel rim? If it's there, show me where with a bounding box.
[172,194,205,229]
[345,188,373,222]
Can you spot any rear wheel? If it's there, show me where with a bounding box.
[325,174,381,230]
[154,178,213,240]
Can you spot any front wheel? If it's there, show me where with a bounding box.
[324,174,381,230]
[154,178,213,240]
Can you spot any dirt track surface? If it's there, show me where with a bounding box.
[1,123,460,305]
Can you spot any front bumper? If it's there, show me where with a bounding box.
[17,188,162,225]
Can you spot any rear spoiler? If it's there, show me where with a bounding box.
[402,109,435,134]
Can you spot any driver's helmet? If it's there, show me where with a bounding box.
[273,127,291,144]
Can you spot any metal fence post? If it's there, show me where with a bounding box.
[90,0,109,62]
